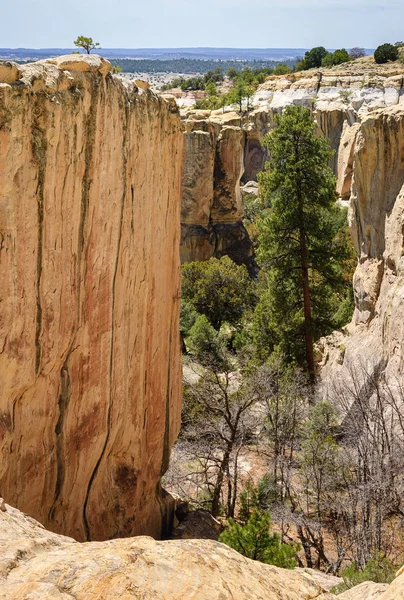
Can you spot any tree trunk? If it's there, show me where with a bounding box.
[299,223,315,382]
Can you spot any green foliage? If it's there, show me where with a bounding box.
[181,257,256,330]
[273,64,292,75]
[219,511,298,568]
[331,554,396,594]
[374,43,399,64]
[73,36,100,54]
[186,315,224,366]
[205,81,217,96]
[238,475,279,521]
[180,300,199,337]
[256,106,353,370]
[322,48,350,67]
[303,46,328,69]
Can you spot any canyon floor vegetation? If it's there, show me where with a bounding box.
[165,106,404,588]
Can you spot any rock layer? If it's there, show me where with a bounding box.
[0,56,183,541]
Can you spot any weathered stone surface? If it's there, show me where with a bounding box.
[171,509,221,540]
[50,53,112,75]
[0,56,183,541]
[294,568,343,591]
[180,114,254,269]
[337,581,389,599]
[0,502,335,600]
[318,106,404,381]
[0,60,22,84]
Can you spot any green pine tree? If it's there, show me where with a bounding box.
[257,106,353,378]
[219,510,298,568]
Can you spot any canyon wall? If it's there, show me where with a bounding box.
[180,57,404,272]
[319,105,404,380]
[180,111,254,270]
[181,58,404,378]
[0,55,183,541]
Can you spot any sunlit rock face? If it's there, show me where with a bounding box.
[180,111,254,271]
[0,55,183,541]
[318,105,404,381]
[180,59,404,272]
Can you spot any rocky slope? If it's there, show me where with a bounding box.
[1,500,403,599]
[0,55,183,541]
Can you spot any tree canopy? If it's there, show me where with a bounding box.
[257,106,352,377]
[374,43,399,64]
[74,36,101,54]
[181,256,256,330]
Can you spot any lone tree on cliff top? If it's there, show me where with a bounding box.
[257,106,350,380]
[74,36,101,54]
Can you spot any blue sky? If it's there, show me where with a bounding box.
[2,0,402,48]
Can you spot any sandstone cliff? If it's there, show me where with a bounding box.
[180,111,254,270]
[318,105,404,380]
[0,55,183,541]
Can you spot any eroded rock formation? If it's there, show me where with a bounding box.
[1,500,404,599]
[0,55,183,541]
[318,105,404,380]
[180,111,254,270]
[0,501,336,599]
[180,58,404,273]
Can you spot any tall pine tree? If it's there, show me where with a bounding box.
[257,106,352,379]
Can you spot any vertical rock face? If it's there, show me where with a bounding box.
[322,106,404,377]
[180,112,254,269]
[0,56,183,541]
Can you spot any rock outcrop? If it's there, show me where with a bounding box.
[337,582,389,599]
[0,501,336,600]
[318,105,404,380]
[1,500,404,600]
[180,111,254,270]
[0,56,183,541]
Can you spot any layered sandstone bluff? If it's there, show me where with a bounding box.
[0,55,183,541]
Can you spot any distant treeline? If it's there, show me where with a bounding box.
[109,58,296,74]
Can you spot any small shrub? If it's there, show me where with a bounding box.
[374,43,399,64]
[331,554,396,594]
[219,510,299,568]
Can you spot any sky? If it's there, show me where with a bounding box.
[1,0,403,49]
